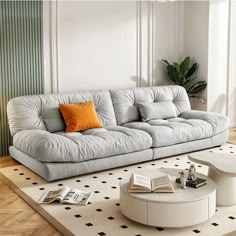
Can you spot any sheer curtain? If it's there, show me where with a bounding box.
[227,0,236,127]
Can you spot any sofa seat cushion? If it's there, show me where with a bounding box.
[123,111,229,148]
[13,126,152,163]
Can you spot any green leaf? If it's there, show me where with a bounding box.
[161,57,207,99]
[183,76,197,87]
[173,63,180,73]
[186,63,198,78]
[167,65,178,83]
[180,57,190,76]
[188,81,207,94]
[161,59,170,66]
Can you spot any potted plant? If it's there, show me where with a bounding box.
[162,57,207,103]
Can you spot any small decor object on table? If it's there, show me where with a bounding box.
[188,164,197,181]
[38,187,93,205]
[176,164,207,188]
[179,170,187,189]
[129,173,175,193]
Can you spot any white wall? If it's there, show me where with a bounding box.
[153,1,183,86]
[58,1,137,92]
[44,0,182,93]
[183,1,209,111]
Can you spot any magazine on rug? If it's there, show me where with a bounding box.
[129,173,175,193]
[38,187,93,205]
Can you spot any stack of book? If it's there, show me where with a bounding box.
[175,177,207,188]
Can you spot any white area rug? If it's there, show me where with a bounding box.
[1,143,236,236]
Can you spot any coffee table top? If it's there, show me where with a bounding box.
[120,168,216,204]
[188,153,236,177]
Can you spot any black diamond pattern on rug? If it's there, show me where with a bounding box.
[193,229,201,233]
[211,223,219,226]
[98,232,106,236]
[86,223,93,227]
[120,225,128,229]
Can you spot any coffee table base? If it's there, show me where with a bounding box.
[208,168,236,206]
[120,189,216,228]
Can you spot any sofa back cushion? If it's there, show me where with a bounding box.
[138,100,177,121]
[110,85,191,125]
[7,90,117,136]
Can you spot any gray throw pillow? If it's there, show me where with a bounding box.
[138,101,177,121]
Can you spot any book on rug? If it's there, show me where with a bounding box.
[176,177,207,188]
[38,187,93,205]
[129,173,175,193]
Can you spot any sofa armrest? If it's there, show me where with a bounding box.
[180,110,229,135]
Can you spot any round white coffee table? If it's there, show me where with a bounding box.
[189,152,236,206]
[120,168,216,228]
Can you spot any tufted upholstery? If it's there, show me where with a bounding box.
[7,85,229,181]
[7,90,117,136]
[13,127,152,162]
[110,85,191,125]
[123,111,229,148]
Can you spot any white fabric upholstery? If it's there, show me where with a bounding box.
[180,110,229,136]
[7,90,117,135]
[13,127,152,162]
[110,85,190,125]
[138,101,177,121]
[7,85,229,181]
[124,112,229,148]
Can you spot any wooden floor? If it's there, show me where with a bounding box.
[0,157,61,236]
[0,129,236,235]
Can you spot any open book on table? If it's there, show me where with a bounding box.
[38,187,93,205]
[129,173,175,193]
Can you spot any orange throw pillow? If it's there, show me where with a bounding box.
[59,101,103,132]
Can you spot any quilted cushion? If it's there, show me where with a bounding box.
[7,90,116,135]
[124,111,229,148]
[138,101,177,121]
[13,126,152,162]
[110,85,190,125]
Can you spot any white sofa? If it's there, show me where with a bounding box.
[7,86,229,181]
